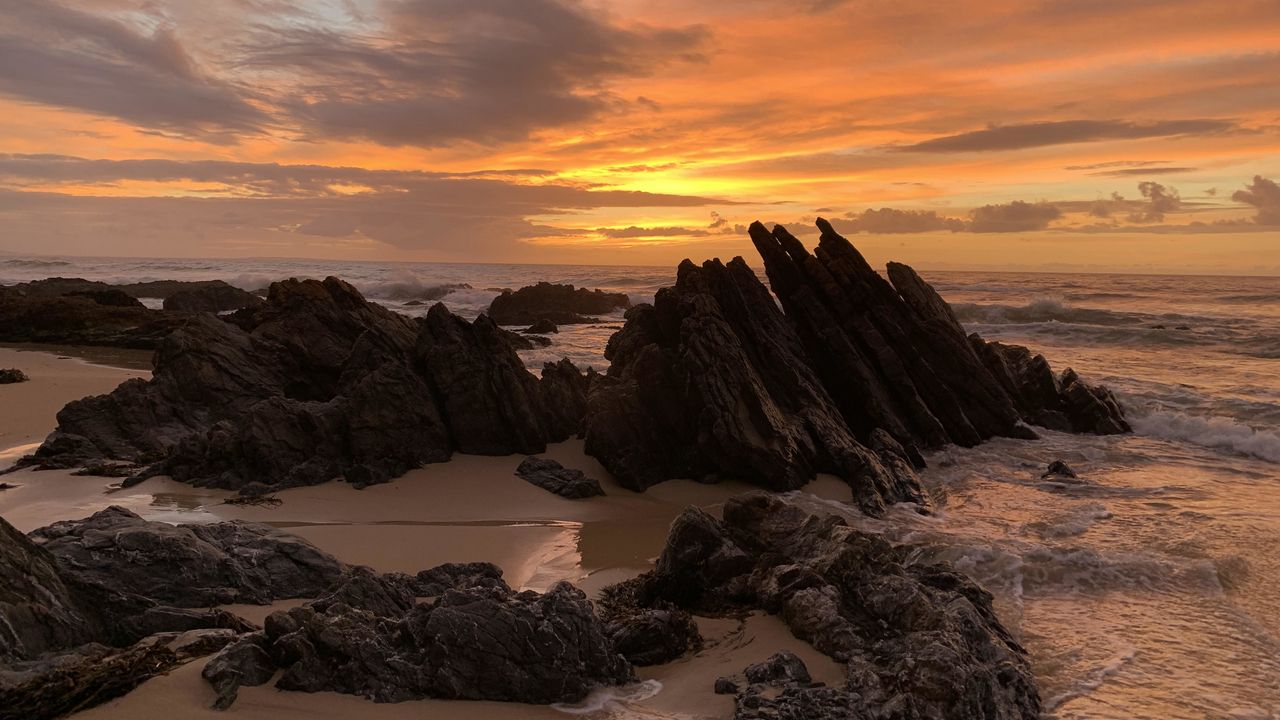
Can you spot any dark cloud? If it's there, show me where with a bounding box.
[597,226,712,239]
[836,208,965,234]
[1127,181,1181,222]
[968,201,1062,232]
[1093,167,1198,177]
[245,0,708,147]
[0,2,266,138]
[1232,176,1280,225]
[898,119,1236,153]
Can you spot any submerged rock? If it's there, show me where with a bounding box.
[1042,460,1079,479]
[515,456,605,498]
[19,277,590,492]
[488,282,630,325]
[605,493,1041,719]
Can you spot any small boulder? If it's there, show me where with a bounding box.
[523,319,559,334]
[744,651,812,685]
[1042,460,1078,479]
[606,607,701,665]
[515,457,605,499]
[0,368,29,384]
[163,282,263,313]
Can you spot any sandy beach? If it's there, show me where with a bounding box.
[0,345,852,720]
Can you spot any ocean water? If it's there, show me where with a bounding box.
[4,255,1279,718]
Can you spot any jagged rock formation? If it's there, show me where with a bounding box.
[204,576,632,708]
[17,277,589,492]
[515,456,605,498]
[488,281,630,325]
[605,493,1041,719]
[584,219,1127,507]
[584,256,928,513]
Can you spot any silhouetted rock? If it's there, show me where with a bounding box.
[971,339,1130,435]
[205,576,633,708]
[605,606,701,666]
[0,287,185,349]
[1042,460,1078,479]
[584,257,928,513]
[606,493,1041,720]
[19,277,590,492]
[499,326,552,349]
[0,369,27,384]
[524,318,559,334]
[488,282,630,325]
[0,515,93,662]
[163,282,263,313]
[540,358,593,439]
[516,456,604,498]
[65,289,145,308]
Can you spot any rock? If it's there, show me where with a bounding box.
[499,326,552,349]
[201,633,276,710]
[0,629,237,720]
[28,507,345,644]
[163,282,263,313]
[540,358,592,439]
[0,515,93,662]
[715,676,740,694]
[208,574,632,708]
[523,319,559,334]
[744,651,811,685]
[405,299,425,306]
[605,607,701,665]
[19,277,590,492]
[488,282,630,325]
[971,340,1130,435]
[515,456,604,498]
[65,289,145,308]
[608,493,1041,720]
[1041,460,1078,479]
[0,369,28,384]
[0,286,185,349]
[583,219,1127,505]
[584,256,928,514]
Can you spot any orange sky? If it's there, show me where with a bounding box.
[0,0,1277,273]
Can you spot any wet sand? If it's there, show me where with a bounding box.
[0,346,855,720]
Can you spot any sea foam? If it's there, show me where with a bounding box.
[1131,410,1280,463]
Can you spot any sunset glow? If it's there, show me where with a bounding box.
[0,0,1277,272]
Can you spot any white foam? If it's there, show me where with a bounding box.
[1132,410,1280,463]
[551,680,663,715]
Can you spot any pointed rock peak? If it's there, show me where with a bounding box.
[815,216,835,236]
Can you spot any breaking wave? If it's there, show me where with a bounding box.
[1131,410,1280,463]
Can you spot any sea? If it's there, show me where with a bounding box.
[3,255,1278,719]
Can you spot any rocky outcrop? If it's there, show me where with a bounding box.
[515,456,605,498]
[65,289,145,308]
[202,572,633,708]
[18,277,589,492]
[583,219,1127,505]
[0,286,184,349]
[0,369,27,384]
[605,493,1041,719]
[488,282,630,325]
[0,516,93,662]
[28,507,343,646]
[584,257,928,514]
[163,283,263,313]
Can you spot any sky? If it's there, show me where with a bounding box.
[0,0,1277,274]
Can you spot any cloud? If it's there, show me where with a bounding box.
[245,0,709,147]
[0,2,266,138]
[0,155,728,257]
[596,226,712,239]
[1127,181,1181,222]
[968,201,1062,232]
[897,119,1236,153]
[836,208,965,233]
[1233,176,1280,225]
